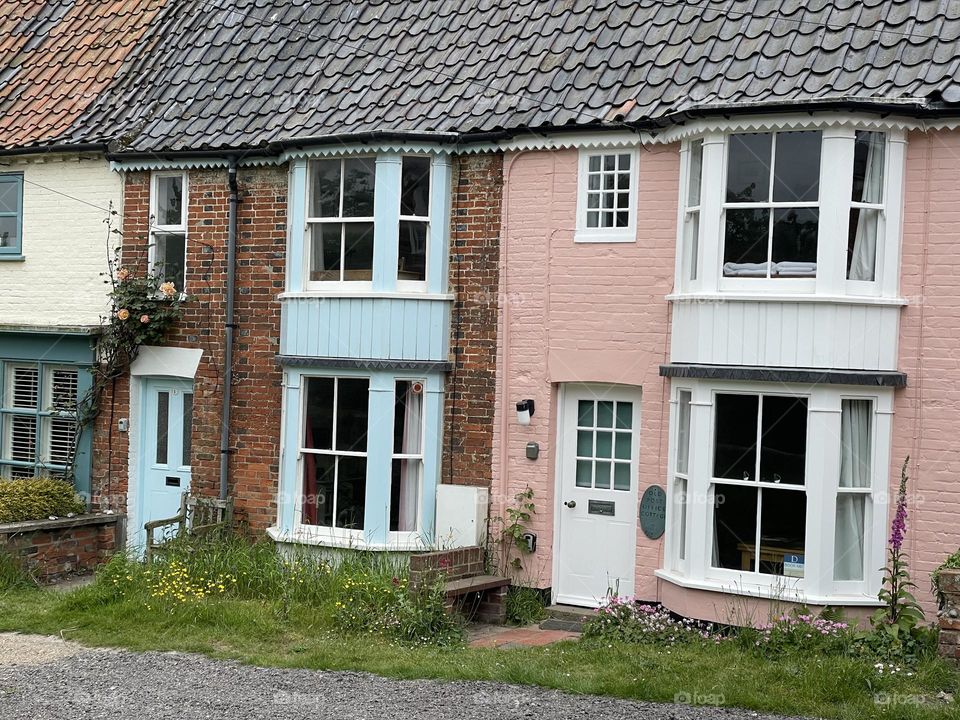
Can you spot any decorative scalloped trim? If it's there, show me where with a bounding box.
[109,156,283,172]
[278,141,454,161]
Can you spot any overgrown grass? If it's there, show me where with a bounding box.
[0,538,957,720]
[0,550,32,592]
[504,585,547,625]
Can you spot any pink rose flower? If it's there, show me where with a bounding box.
[140,315,150,324]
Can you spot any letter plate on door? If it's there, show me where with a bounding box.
[165,476,181,487]
[588,499,615,516]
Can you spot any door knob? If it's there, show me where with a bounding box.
[564,500,576,508]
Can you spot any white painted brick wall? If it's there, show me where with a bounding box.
[0,155,121,328]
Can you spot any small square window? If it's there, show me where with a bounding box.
[576,150,636,243]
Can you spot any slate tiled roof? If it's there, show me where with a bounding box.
[0,0,168,149]
[6,0,960,153]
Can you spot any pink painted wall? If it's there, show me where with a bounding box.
[492,146,679,597]
[893,129,960,619]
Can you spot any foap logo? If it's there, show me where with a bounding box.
[674,691,725,706]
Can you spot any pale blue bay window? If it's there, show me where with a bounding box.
[275,146,454,548]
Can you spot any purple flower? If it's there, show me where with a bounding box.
[889,469,909,552]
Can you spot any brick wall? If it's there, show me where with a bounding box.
[442,153,503,489]
[0,514,123,583]
[937,569,960,666]
[92,166,286,532]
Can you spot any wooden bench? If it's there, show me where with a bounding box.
[144,493,234,563]
[444,574,511,624]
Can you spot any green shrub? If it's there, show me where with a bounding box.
[86,535,463,647]
[932,548,960,609]
[0,477,86,524]
[505,585,547,625]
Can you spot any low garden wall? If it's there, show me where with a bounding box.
[408,546,486,589]
[0,514,125,583]
[938,568,960,667]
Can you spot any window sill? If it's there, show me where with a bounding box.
[666,291,908,307]
[279,291,454,302]
[267,525,429,552]
[574,230,635,244]
[0,254,25,262]
[655,568,883,607]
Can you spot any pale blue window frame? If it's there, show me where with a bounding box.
[0,174,24,257]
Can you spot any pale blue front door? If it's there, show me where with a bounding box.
[138,378,194,546]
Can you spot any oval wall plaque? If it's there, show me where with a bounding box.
[639,485,667,540]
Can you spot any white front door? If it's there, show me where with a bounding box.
[555,385,641,607]
[136,378,194,547]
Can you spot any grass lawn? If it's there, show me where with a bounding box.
[0,581,957,720]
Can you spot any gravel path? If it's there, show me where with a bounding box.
[0,633,808,720]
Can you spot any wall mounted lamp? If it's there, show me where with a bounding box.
[516,399,535,426]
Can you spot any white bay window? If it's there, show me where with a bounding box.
[676,121,905,300]
[662,380,892,603]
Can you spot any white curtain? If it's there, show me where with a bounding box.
[397,384,422,532]
[834,399,872,581]
[849,135,883,281]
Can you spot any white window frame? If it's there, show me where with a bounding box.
[149,171,188,293]
[574,148,639,244]
[295,375,370,543]
[0,361,79,480]
[666,387,693,575]
[305,156,377,292]
[719,131,820,292]
[672,120,906,302]
[396,156,432,293]
[657,378,893,605]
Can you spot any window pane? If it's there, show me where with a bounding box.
[8,366,38,409]
[676,390,691,475]
[714,394,758,480]
[595,460,611,489]
[578,400,594,426]
[853,131,885,204]
[336,456,367,529]
[336,378,369,452]
[575,459,592,488]
[617,153,630,170]
[614,432,631,460]
[155,391,169,464]
[43,416,76,466]
[303,453,335,526]
[773,131,821,202]
[393,381,423,455]
[685,212,700,281]
[675,477,687,561]
[771,208,818,274]
[182,393,193,467]
[726,133,771,202]
[391,458,421,531]
[155,175,183,225]
[343,222,374,280]
[576,430,592,456]
[847,208,879,281]
[596,401,613,428]
[400,156,430,216]
[588,155,600,172]
[759,487,806,577]
[341,158,375,217]
[712,483,758,570]
[310,224,342,282]
[155,233,186,289]
[723,208,769,272]
[687,139,703,207]
[47,368,78,410]
[0,216,19,248]
[311,160,341,217]
[615,402,632,430]
[303,377,334,450]
[613,462,631,491]
[398,220,427,281]
[595,431,612,458]
[0,177,21,213]
[840,399,872,488]
[760,396,807,485]
[834,494,866,581]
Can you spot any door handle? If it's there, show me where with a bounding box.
[564,500,576,508]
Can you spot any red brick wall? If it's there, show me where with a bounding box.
[92,166,286,532]
[442,153,503,488]
[0,515,123,583]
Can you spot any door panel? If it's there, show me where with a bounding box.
[139,378,194,546]
[555,386,640,607]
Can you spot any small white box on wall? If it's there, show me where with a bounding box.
[435,484,489,549]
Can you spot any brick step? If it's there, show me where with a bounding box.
[444,574,510,598]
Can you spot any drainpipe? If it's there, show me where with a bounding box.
[219,159,239,501]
